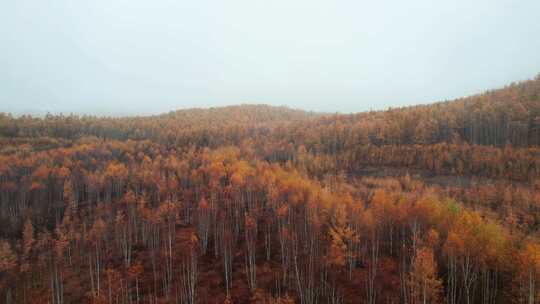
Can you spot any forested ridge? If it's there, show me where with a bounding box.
[0,76,540,304]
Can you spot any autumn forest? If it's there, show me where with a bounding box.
[1,76,540,304]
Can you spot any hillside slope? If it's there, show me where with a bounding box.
[2,76,539,148]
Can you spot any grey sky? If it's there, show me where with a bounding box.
[1,0,540,116]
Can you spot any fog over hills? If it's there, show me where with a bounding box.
[2,1,540,114]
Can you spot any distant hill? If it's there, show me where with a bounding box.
[1,75,539,147]
[287,74,540,148]
[161,104,319,124]
[0,104,318,142]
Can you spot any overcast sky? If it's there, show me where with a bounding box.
[1,0,540,116]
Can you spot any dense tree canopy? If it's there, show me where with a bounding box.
[0,76,539,303]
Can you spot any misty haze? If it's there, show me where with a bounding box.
[1,1,540,304]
